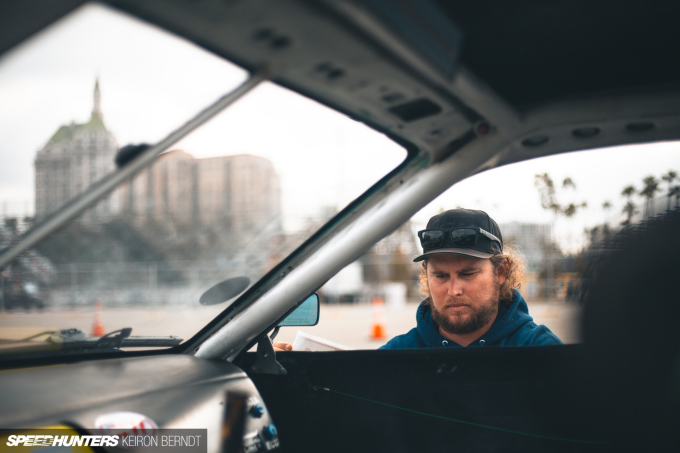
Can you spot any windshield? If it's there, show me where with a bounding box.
[0,4,406,358]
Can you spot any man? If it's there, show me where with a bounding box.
[380,208,561,349]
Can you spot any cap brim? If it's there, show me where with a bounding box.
[413,248,495,262]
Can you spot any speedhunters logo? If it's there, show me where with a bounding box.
[1,429,207,452]
[6,434,119,447]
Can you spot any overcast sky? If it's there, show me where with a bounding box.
[0,3,404,230]
[1,3,678,251]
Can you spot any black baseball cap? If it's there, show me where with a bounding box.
[414,209,503,262]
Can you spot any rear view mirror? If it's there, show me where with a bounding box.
[278,294,319,327]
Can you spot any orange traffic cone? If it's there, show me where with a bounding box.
[91,301,105,337]
[369,297,386,340]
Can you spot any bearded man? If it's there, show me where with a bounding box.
[380,209,562,349]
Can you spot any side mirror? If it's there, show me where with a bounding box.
[253,294,319,375]
[278,293,320,327]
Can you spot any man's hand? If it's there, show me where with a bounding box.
[273,342,293,351]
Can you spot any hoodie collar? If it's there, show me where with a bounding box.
[416,290,533,347]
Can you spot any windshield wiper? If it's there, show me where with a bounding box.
[54,328,182,350]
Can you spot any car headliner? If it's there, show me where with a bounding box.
[437,0,680,109]
[4,1,680,159]
[5,1,680,108]
[1,0,678,359]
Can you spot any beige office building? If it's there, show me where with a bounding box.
[118,150,282,234]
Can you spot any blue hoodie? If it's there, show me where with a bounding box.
[380,290,562,349]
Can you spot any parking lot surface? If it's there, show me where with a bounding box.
[0,300,580,350]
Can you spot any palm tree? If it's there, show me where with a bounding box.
[563,202,587,218]
[621,201,638,226]
[620,185,637,225]
[621,185,636,199]
[601,200,613,239]
[661,170,678,210]
[534,173,560,215]
[640,175,660,218]
[562,177,576,190]
[534,174,588,299]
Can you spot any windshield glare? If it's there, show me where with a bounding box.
[0,3,406,357]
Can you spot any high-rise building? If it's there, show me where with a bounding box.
[499,222,552,272]
[34,80,117,221]
[117,149,194,223]
[117,150,282,235]
[34,80,282,248]
[192,154,281,232]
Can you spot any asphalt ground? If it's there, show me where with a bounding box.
[0,300,580,351]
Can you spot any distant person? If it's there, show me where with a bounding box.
[380,209,561,349]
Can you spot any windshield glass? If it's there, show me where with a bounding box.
[0,4,406,357]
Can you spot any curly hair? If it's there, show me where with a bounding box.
[418,244,526,304]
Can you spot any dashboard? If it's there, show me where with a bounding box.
[0,355,279,453]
